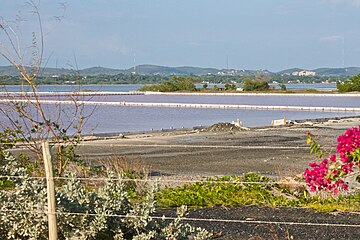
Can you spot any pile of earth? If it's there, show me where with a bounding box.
[206,122,243,132]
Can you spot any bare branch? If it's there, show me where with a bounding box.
[0,2,91,176]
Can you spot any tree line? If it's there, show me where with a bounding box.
[2,72,360,92]
[0,73,346,85]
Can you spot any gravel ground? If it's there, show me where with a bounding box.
[78,117,360,178]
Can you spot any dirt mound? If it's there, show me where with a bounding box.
[206,122,242,132]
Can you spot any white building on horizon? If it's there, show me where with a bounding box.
[291,70,316,76]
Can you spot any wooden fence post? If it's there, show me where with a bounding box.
[42,141,58,240]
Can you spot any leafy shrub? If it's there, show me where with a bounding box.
[242,79,270,91]
[0,153,210,239]
[279,83,286,91]
[337,74,360,92]
[224,83,236,91]
[139,76,197,92]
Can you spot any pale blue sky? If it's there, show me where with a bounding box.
[1,0,360,71]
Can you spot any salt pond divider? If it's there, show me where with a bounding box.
[1,99,360,113]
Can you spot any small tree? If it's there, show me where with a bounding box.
[139,76,197,92]
[337,74,360,92]
[172,76,197,92]
[224,83,236,91]
[279,83,287,91]
[0,1,89,175]
[242,77,270,91]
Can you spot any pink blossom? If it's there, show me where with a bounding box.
[304,126,360,194]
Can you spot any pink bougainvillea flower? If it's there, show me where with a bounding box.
[304,126,360,194]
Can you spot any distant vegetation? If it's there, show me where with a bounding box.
[0,76,18,85]
[279,83,287,90]
[0,69,349,90]
[0,73,243,85]
[242,77,271,91]
[139,76,197,92]
[0,74,170,85]
[270,75,346,84]
[337,74,360,92]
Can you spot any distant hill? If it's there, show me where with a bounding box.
[80,67,124,76]
[313,67,360,76]
[1,64,360,77]
[0,66,125,77]
[124,64,222,75]
[278,67,360,76]
[0,65,73,76]
[0,66,26,76]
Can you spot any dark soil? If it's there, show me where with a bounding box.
[156,206,360,240]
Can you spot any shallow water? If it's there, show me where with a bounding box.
[1,83,358,134]
[85,106,356,134]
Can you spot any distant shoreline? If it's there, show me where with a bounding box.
[142,91,360,97]
[2,90,360,97]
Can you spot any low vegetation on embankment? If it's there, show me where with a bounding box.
[156,173,360,212]
[157,126,360,212]
[139,74,360,93]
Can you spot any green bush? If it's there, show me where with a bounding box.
[224,83,236,91]
[242,79,270,91]
[279,83,286,91]
[337,74,360,92]
[139,76,197,92]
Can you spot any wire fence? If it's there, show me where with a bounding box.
[0,208,359,228]
[77,143,309,149]
[0,174,305,185]
[3,141,310,149]
[1,139,360,234]
[1,173,360,229]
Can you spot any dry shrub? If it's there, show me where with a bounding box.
[99,155,151,177]
[99,155,152,195]
[277,176,307,197]
[275,166,306,196]
[56,155,152,192]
